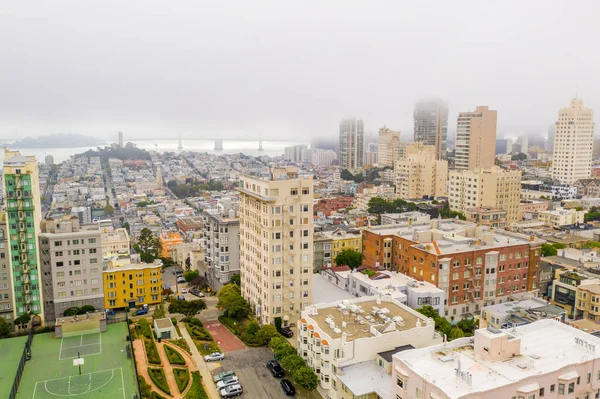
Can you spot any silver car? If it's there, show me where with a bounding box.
[220,384,243,397]
[204,352,225,362]
[216,376,239,390]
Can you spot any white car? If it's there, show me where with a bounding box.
[220,384,243,397]
[181,288,188,294]
[204,352,225,362]
[216,376,239,389]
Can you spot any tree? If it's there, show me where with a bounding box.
[456,318,478,335]
[275,344,298,360]
[168,299,207,318]
[281,354,305,371]
[230,274,241,286]
[293,367,319,390]
[340,169,354,181]
[367,197,394,216]
[217,284,251,319]
[335,249,362,269]
[269,336,288,351]
[511,152,527,161]
[77,305,95,314]
[104,204,115,216]
[245,321,260,336]
[274,317,282,330]
[63,307,80,316]
[552,243,566,250]
[153,303,166,320]
[0,317,10,337]
[449,327,466,340]
[137,228,159,258]
[14,314,31,326]
[257,325,279,345]
[584,241,600,249]
[541,243,557,257]
[183,270,199,283]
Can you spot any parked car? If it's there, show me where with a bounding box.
[220,384,243,397]
[173,269,183,275]
[216,376,239,389]
[280,379,295,396]
[177,295,186,301]
[267,360,284,378]
[204,352,225,362]
[213,370,235,383]
[177,277,186,284]
[181,288,188,294]
[134,308,148,316]
[190,288,205,297]
[278,327,294,338]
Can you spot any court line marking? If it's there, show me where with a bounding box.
[120,367,125,399]
[35,368,117,398]
[59,333,103,360]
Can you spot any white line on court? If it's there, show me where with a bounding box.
[99,331,103,355]
[58,336,64,361]
[36,368,118,398]
[120,367,125,399]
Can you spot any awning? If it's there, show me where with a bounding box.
[517,382,540,393]
[558,371,579,381]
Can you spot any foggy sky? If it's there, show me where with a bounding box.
[1,1,598,141]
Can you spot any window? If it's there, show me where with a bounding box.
[302,188,309,195]
[396,377,404,388]
[539,387,545,397]
[558,384,564,394]
[550,384,555,392]
[568,382,574,394]
[88,238,96,244]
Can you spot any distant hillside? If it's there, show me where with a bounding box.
[8,133,105,148]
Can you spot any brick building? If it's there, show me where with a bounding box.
[314,196,355,216]
[362,217,544,319]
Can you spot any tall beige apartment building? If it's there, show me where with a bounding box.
[413,98,448,160]
[339,118,364,171]
[449,167,521,223]
[455,106,497,170]
[394,143,448,200]
[238,166,314,326]
[377,125,401,167]
[552,98,595,184]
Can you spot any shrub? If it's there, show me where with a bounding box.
[197,341,221,355]
[185,323,212,341]
[164,344,186,365]
[170,339,191,355]
[144,338,161,365]
[181,317,203,327]
[138,318,153,339]
[281,354,305,372]
[293,366,318,390]
[174,367,190,393]
[172,318,183,337]
[184,371,209,399]
[148,367,170,395]
[275,344,297,360]
[139,375,152,398]
[269,336,288,351]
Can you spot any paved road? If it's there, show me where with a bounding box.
[178,322,221,399]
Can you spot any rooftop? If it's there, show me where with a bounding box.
[336,361,393,398]
[350,269,443,295]
[154,318,174,329]
[395,320,600,399]
[312,274,355,304]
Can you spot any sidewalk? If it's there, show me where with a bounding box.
[179,322,220,399]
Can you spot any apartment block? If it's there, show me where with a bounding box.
[238,166,314,325]
[3,149,44,321]
[298,296,441,399]
[284,144,309,163]
[103,256,162,310]
[465,207,507,229]
[538,207,585,228]
[159,231,184,258]
[575,282,600,322]
[455,106,498,170]
[449,167,521,223]
[310,149,337,167]
[313,228,362,270]
[39,217,104,321]
[0,216,14,325]
[479,297,565,329]
[394,142,448,200]
[101,228,130,258]
[202,198,240,290]
[362,218,545,318]
[413,98,448,160]
[377,125,401,168]
[339,118,364,171]
[552,99,594,185]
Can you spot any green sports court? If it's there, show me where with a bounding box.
[1,322,138,399]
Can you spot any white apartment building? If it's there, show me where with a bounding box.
[377,125,401,168]
[393,320,600,399]
[202,198,240,290]
[298,296,441,399]
[101,228,130,258]
[39,217,104,321]
[238,166,314,325]
[311,149,337,167]
[449,167,521,223]
[283,145,309,163]
[455,106,497,170]
[552,98,595,185]
[339,118,364,171]
[395,142,448,200]
[538,207,586,228]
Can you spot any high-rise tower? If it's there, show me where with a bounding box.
[339,118,364,171]
[413,99,448,160]
[552,99,595,184]
[454,106,498,170]
[3,149,44,323]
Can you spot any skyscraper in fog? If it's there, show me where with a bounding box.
[552,99,594,185]
[455,106,497,170]
[546,124,555,152]
[377,125,401,167]
[413,99,448,160]
[339,118,364,171]
[118,131,124,148]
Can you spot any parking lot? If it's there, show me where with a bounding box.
[211,347,322,399]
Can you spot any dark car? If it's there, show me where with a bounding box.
[280,379,295,396]
[267,360,284,378]
[278,327,294,338]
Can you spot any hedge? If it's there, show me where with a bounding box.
[185,323,212,341]
[148,367,170,395]
[171,317,183,337]
[144,338,161,365]
[173,367,190,393]
[164,344,186,365]
[170,339,191,355]
[184,372,209,399]
[138,318,153,339]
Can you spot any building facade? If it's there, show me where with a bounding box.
[339,118,364,171]
[394,143,448,200]
[455,106,498,170]
[158,231,184,258]
[239,167,314,325]
[538,207,586,228]
[0,216,14,326]
[39,217,104,321]
[3,150,44,322]
[552,98,595,184]
[377,125,401,168]
[103,257,162,310]
[465,207,507,229]
[283,145,309,163]
[449,167,522,223]
[413,98,448,160]
[101,228,130,258]
[310,149,337,167]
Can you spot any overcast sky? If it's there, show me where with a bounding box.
[0,1,598,141]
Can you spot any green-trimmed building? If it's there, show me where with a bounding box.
[2,149,44,323]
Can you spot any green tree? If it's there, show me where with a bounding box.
[137,228,159,258]
[456,318,478,335]
[257,325,279,345]
[104,204,115,216]
[293,367,319,390]
[449,327,466,340]
[0,317,10,337]
[217,284,242,309]
[552,243,566,250]
[274,317,282,330]
[230,274,241,286]
[585,241,600,249]
[334,249,362,269]
[275,344,297,360]
[63,307,80,316]
[511,152,527,161]
[153,303,166,320]
[281,354,305,371]
[541,243,557,257]
[340,169,354,181]
[168,299,207,318]
[367,197,394,216]
[245,321,260,336]
[183,270,199,283]
[269,336,288,351]
[14,314,31,326]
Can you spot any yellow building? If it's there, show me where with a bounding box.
[331,232,362,266]
[103,257,162,310]
[575,282,600,322]
[159,231,184,258]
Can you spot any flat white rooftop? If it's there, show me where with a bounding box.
[337,361,392,398]
[395,320,600,399]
